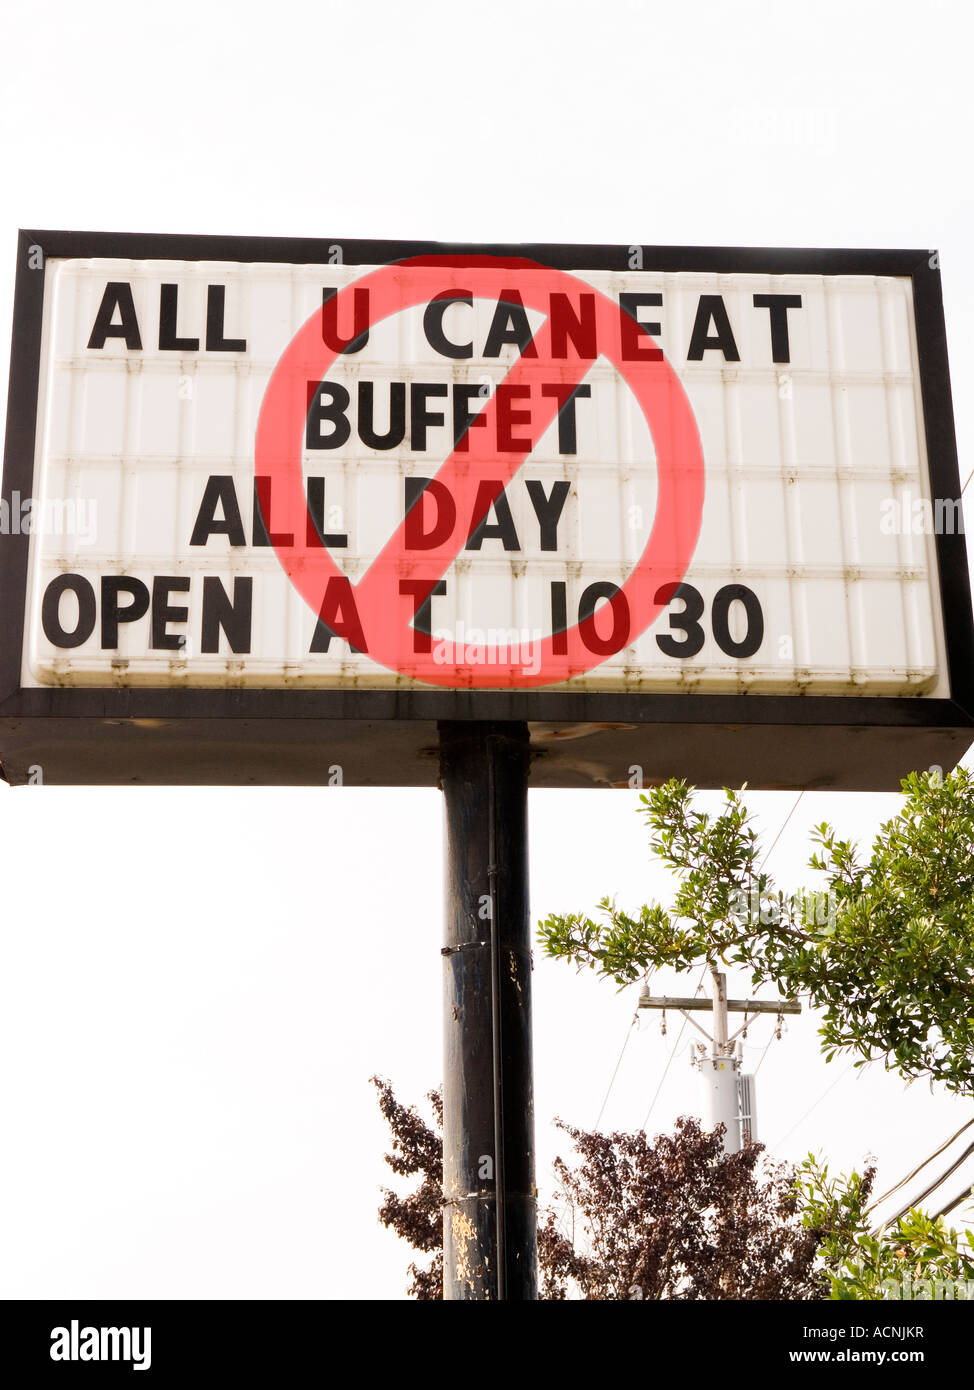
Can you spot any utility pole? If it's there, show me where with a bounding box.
[439,721,537,1300]
[638,969,801,1152]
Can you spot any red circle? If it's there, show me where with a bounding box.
[254,256,705,688]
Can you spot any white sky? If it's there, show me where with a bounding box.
[0,0,972,1299]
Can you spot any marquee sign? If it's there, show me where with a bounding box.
[1,232,971,787]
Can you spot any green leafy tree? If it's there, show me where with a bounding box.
[799,768,974,1091]
[539,768,974,1094]
[797,1155,974,1300]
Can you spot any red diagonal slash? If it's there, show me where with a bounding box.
[254,255,705,688]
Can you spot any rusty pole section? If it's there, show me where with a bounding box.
[439,721,537,1300]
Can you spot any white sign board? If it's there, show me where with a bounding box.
[2,234,970,788]
[23,257,950,695]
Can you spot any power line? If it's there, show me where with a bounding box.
[641,963,707,1131]
[869,1116,974,1212]
[758,790,805,872]
[593,1012,638,1130]
[884,1139,974,1227]
[770,1057,857,1148]
[929,1183,974,1222]
[751,1027,776,1077]
[641,1015,688,1132]
[592,964,659,1130]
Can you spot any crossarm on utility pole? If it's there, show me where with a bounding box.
[638,980,799,1157]
[637,995,801,1015]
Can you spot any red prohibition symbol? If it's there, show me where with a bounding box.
[254,255,706,689]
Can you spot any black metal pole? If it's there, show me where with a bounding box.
[439,720,536,1300]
